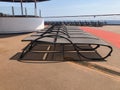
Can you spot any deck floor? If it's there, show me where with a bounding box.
[0,25,120,90]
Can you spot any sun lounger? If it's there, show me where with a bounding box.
[19,25,113,60]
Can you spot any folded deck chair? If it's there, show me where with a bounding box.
[19,25,113,60]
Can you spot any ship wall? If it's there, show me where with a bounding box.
[0,17,44,34]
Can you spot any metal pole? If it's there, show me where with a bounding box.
[25,7,27,16]
[34,0,37,16]
[39,9,41,17]
[12,6,14,16]
[24,1,27,16]
[20,0,23,15]
[12,0,14,16]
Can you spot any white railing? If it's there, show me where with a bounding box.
[0,6,41,17]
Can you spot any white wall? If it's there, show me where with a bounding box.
[0,17,44,33]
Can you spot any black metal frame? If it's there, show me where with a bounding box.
[19,25,113,60]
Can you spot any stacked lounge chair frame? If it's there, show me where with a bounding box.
[19,24,113,60]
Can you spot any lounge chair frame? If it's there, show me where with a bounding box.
[19,25,113,60]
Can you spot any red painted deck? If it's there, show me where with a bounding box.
[81,27,120,49]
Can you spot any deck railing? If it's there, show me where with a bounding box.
[0,6,41,17]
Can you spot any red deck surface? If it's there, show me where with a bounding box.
[80,27,120,49]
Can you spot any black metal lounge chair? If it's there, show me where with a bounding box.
[19,25,113,60]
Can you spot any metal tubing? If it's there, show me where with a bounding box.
[39,9,41,17]
[25,7,27,16]
[20,0,23,15]
[20,25,113,60]
[12,6,14,16]
[34,0,37,16]
[12,0,15,16]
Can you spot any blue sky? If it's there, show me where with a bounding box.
[0,0,120,16]
[39,0,120,16]
[0,0,120,20]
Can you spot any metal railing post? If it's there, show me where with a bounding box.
[25,7,27,16]
[34,0,37,16]
[12,6,14,16]
[20,0,23,15]
[39,9,41,17]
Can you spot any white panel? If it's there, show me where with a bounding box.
[0,17,44,33]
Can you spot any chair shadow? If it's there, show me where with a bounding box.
[10,43,106,63]
[10,51,106,64]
